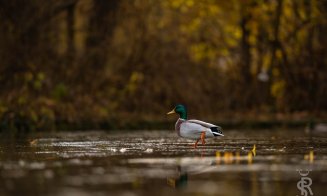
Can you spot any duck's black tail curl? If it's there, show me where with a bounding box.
[210,127,224,136]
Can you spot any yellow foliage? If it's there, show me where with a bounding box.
[225,26,241,47]
[185,0,194,7]
[271,80,285,98]
[171,0,183,9]
[272,67,280,77]
[1,0,326,132]
[208,5,220,15]
[220,48,229,57]
[190,43,206,62]
[262,54,271,70]
[275,49,282,60]
[248,35,256,45]
[126,72,144,93]
[190,43,218,62]
[283,1,293,19]
[130,72,144,83]
[189,18,201,32]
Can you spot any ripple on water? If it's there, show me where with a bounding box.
[67,159,93,166]
[144,148,153,153]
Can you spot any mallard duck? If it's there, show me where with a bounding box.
[167,104,224,148]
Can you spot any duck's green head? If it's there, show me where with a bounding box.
[167,104,187,120]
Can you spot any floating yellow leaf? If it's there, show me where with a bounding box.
[305,150,314,163]
[309,151,314,163]
[223,152,233,164]
[251,144,256,157]
[29,139,38,146]
[247,151,253,164]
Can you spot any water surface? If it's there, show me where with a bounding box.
[0,129,326,195]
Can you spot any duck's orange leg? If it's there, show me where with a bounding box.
[201,132,206,145]
[193,139,200,148]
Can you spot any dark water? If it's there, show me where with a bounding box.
[0,129,326,196]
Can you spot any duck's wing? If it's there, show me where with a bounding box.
[188,119,219,128]
[188,119,224,136]
[177,121,205,139]
[181,121,204,132]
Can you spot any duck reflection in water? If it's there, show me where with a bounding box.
[167,165,188,189]
[166,147,257,189]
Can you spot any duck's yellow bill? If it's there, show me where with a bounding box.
[167,109,175,115]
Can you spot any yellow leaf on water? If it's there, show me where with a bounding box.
[309,151,314,162]
[251,144,256,157]
[247,151,253,164]
[305,150,314,163]
[30,139,38,146]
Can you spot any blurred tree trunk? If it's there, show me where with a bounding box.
[85,0,120,69]
[238,2,253,109]
[304,0,315,110]
[270,0,282,79]
[67,3,76,61]
[269,0,293,111]
[315,1,327,110]
[255,26,272,109]
[303,0,327,111]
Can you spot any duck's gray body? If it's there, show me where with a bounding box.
[175,118,224,139]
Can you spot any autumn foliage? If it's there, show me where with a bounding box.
[0,0,326,131]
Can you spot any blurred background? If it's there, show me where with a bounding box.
[1,0,327,132]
